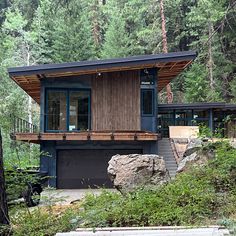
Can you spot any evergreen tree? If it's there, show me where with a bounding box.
[50,1,95,62]
[101,9,129,58]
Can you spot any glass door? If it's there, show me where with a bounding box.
[46,89,90,132]
[69,90,90,131]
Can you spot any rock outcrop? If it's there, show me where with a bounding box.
[230,140,236,149]
[183,138,203,157]
[177,139,215,173]
[176,152,210,172]
[107,154,170,193]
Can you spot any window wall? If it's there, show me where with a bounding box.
[46,89,90,132]
[157,108,211,137]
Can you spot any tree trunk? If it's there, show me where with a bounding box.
[208,21,214,91]
[0,129,9,226]
[92,0,101,48]
[160,0,173,103]
[160,0,168,54]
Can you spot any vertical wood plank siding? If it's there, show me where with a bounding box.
[92,70,140,130]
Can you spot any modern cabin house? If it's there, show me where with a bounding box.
[8,50,235,189]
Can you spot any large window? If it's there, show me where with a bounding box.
[46,89,90,131]
[141,89,154,116]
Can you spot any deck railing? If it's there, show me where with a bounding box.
[11,115,38,134]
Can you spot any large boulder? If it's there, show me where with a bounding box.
[107,154,170,193]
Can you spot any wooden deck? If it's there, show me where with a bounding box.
[12,131,160,143]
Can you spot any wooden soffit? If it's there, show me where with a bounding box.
[8,51,197,104]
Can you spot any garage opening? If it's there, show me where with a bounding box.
[57,149,142,189]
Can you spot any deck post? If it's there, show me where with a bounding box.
[209,108,213,134]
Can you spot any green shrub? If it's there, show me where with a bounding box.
[11,206,79,236]
[78,170,217,227]
[77,141,236,228]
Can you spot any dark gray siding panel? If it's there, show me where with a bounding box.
[40,141,57,187]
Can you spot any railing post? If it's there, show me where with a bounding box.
[10,115,38,134]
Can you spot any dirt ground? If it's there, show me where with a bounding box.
[39,188,116,206]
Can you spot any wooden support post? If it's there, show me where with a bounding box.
[0,129,9,226]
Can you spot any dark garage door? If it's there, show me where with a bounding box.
[57,149,142,189]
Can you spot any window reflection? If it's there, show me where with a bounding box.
[47,91,67,130]
[69,91,89,131]
[142,89,154,115]
[46,90,90,131]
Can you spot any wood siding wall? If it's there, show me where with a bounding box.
[91,70,140,130]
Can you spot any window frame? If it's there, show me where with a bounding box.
[141,89,154,116]
[45,88,91,132]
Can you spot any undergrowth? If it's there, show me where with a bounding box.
[9,204,79,236]
[8,141,236,235]
[76,141,236,228]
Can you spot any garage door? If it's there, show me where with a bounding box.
[57,149,142,189]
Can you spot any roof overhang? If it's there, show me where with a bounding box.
[158,102,236,111]
[8,51,197,104]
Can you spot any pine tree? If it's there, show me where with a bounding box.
[101,9,129,58]
[51,1,95,62]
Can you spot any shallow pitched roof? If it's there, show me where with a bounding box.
[8,51,197,104]
[159,102,236,110]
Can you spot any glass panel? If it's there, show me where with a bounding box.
[158,111,173,119]
[176,120,188,126]
[142,90,153,115]
[47,91,67,130]
[193,110,209,119]
[69,91,89,131]
[175,109,192,119]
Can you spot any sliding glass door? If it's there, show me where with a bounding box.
[46,89,90,132]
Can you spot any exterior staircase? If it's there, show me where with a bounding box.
[158,138,177,178]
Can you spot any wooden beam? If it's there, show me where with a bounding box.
[13,131,160,143]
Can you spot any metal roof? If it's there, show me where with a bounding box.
[158,102,236,110]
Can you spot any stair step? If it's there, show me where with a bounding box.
[167,168,177,171]
[164,161,176,164]
[159,151,172,153]
[166,165,177,167]
[158,139,177,177]
[166,167,178,169]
